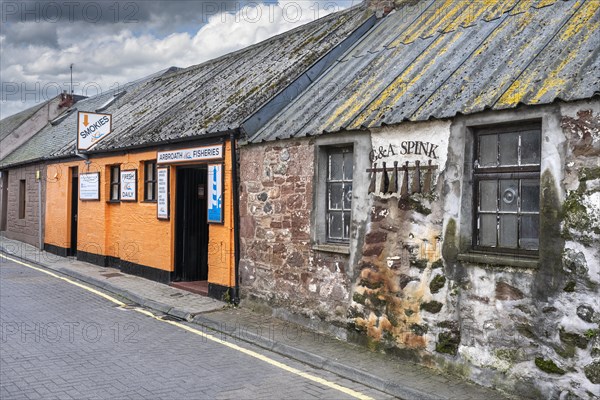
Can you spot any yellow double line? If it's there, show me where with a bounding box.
[0,253,374,400]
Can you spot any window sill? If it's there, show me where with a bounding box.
[312,243,350,255]
[458,252,539,269]
[106,200,120,204]
[141,200,157,203]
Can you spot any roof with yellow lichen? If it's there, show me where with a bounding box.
[76,5,372,153]
[250,0,600,142]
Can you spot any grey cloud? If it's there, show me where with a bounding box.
[1,21,59,47]
[1,0,357,118]
[1,1,241,27]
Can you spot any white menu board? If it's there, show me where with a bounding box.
[79,172,100,200]
[157,167,170,219]
[120,170,137,201]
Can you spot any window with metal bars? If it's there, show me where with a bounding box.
[473,124,541,255]
[144,161,157,201]
[110,165,120,201]
[327,147,353,242]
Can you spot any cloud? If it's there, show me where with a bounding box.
[1,0,357,119]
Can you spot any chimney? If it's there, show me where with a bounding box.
[367,0,396,18]
[58,91,74,109]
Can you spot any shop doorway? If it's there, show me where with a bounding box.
[69,167,78,256]
[0,171,8,231]
[174,165,209,282]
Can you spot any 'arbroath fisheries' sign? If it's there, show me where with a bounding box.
[77,111,112,151]
[157,144,223,164]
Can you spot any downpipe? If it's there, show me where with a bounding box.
[230,132,241,306]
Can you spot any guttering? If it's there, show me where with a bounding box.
[81,129,236,157]
[0,157,46,170]
[230,130,241,305]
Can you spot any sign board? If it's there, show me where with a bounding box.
[157,167,170,220]
[157,144,223,165]
[80,172,100,200]
[120,170,137,201]
[77,111,113,151]
[207,164,223,224]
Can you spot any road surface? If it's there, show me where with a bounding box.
[0,255,392,400]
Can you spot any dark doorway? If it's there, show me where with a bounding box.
[69,167,78,256]
[174,165,208,281]
[0,171,8,231]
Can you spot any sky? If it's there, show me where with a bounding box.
[0,0,357,119]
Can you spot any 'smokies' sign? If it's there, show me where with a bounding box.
[157,144,223,164]
[77,111,113,151]
[370,141,439,162]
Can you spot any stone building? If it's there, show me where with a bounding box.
[240,0,600,398]
[0,93,81,245]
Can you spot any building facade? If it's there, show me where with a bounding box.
[0,163,46,248]
[44,139,237,298]
[240,0,600,398]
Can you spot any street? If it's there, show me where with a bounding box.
[0,256,392,400]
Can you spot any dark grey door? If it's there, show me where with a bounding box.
[174,166,208,281]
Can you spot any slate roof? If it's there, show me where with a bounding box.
[250,0,600,142]
[73,5,371,153]
[0,101,51,141]
[0,70,173,168]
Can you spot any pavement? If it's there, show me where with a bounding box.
[0,236,513,400]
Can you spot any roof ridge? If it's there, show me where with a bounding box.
[153,4,366,82]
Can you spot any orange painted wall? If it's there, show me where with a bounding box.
[44,142,235,288]
[207,141,235,288]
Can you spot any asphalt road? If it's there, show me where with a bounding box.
[0,256,392,400]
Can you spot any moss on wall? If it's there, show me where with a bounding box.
[535,357,565,375]
[429,274,446,294]
[532,171,565,300]
[441,218,458,263]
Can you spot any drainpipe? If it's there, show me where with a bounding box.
[230,131,241,305]
[37,170,42,250]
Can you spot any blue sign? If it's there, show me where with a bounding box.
[207,164,223,223]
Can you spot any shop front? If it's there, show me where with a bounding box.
[44,139,237,300]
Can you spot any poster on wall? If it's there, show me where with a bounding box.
[207,164,223,224]
[157,167,170,220]
[120,170,137,201]
[79,172,100,200]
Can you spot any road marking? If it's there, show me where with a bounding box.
[1,253,374,400]
[0,253,126,307]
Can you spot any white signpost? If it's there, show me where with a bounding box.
[80,173,100,200]
[157,167,170,220]
[77,111,113,151]
[120,170,137,201]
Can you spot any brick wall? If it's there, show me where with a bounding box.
[239,140,352,324]
[4,163,46,248]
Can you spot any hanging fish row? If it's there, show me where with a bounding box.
[367,160,438,196]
